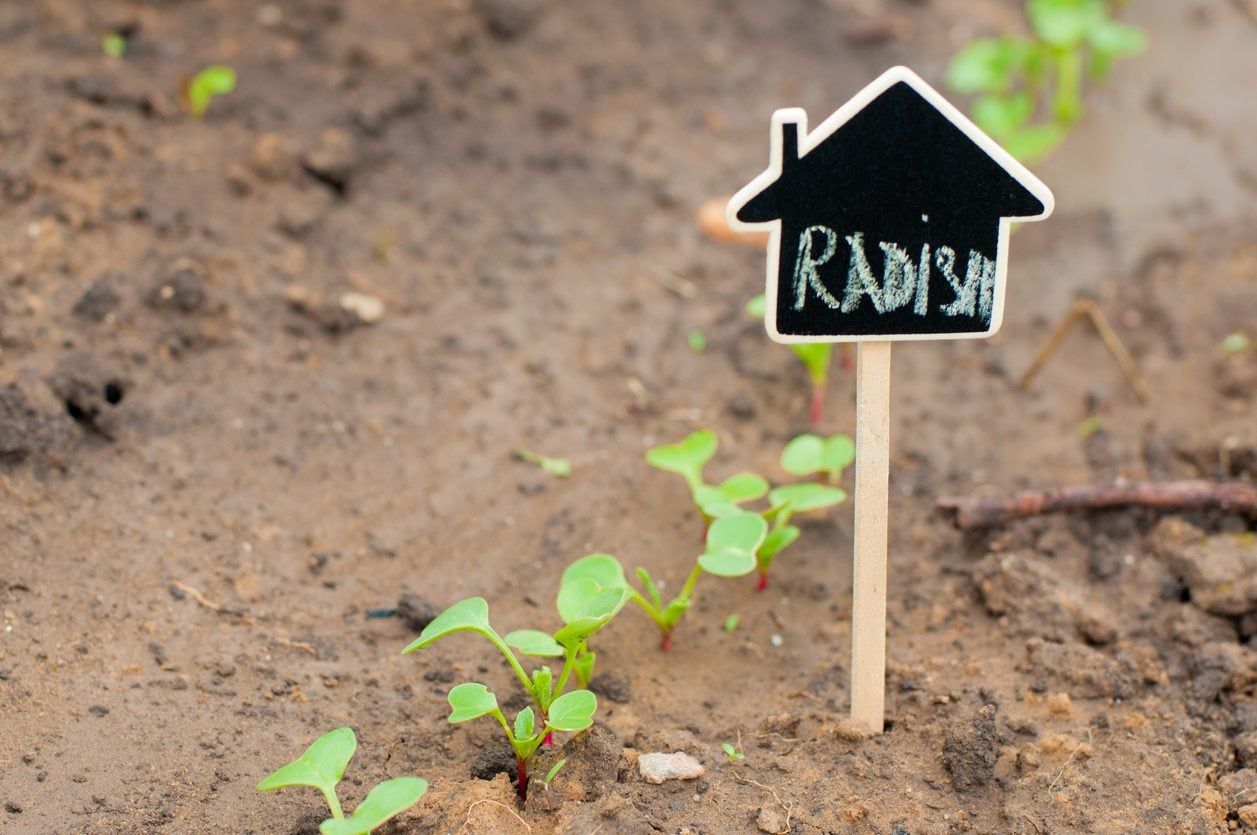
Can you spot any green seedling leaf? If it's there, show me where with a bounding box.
[257,727,357,799]
[724,614,740,633]
[780,433,855,479]
[544,759,568,786]
[1087,18,1146,59]
[721,742,745,763]
[693,473,769,518]
[514,707,536,740]
[102,33,126,58]
[661,597,691,626]
[1027,0,1105,48]
[635,567,664,611]
[402,597,495,653]
[447,683,498,724]
[187,65,237,119]
[515,448,571,478]
[531,666,554,711]
[698,512,767,577]
[574,650,595,687]
[746,294,767,318]
[319,777,428,835]
[504,629,564,658]
[558,554,628,622]
[758,525,801,561]
[646,429,717,488]
[688,329,707,352]
[974,92,1035,139]
[554,588,628,649]
[791,343,832,385]
[944,37,1027,94]
[547,690,597,732]
[1002,123,1068,164]
[1221,333,1251,354]
[769,483,847,514]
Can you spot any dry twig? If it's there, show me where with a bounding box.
[938,480,1257,529]
[1019,298,1149,402]
[731,773,793,834]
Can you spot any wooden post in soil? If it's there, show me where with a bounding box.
[850,341,891,733]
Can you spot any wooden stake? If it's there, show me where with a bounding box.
[851,341,891,733]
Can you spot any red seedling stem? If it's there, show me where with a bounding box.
[809,384,825,428]
[516,756,529,803]
[542,732,554,747]
[755,571,769,592]
[660,630,673,652]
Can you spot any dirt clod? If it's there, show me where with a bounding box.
[471,0,542,40]
[148,263,208,315]
[73,278,121,322]
[46,357,130,440]
[943,704,999,791]
[537,725,622,802]
[756,805,788,834]
[397,593,440,632]
[469,747,517,782]
[590,674,631,704]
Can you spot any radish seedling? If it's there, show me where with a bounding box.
[102,33,126,58]
[186,65,237,119]
[257,727,427,834]
[780,432,855,485]
[747,295,833,426]
[514,448,572,478]
[945,0,1145,163]
[560,511,768,650]
[647,429,848,590]
[722,741,745,764]
[402,595,618,801]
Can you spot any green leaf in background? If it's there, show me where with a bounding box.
[687,329,707,352]
[635,567,663,610]
[257,727,356,799]
[745,294,767,318]
[698,512,767,577]
[544,759,568,785]
[558,554,628,622]
[1027,0,1106,48]
[973,92,1035,140]
[446,683,498,724]
[780,433,855,480]
[554,588,627,650]
[546,689,597,732]
[402,597,496,654]
[318,777,428,835]
[1002,123,1069,164]
[769,483,848,514]
[646,429,717,488]
[504,629,564,658]
[944,37,1027,93]
[187,65,237,118]
[693,473,769,518]
[757,525,801,562]
[791,343,832,386]
[102,33,126,58]
[515,448,572,478]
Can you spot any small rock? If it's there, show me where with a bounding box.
[590,674,631,704]
[756,804,788,834]
[47,356,130,441]
[637,751,704,784]
[726,393,756,421]
[470,748,516,782]
[338,292,385,325]
[148,262,207,314]
[943,704,998,791]
[397,594,440,632]
[249,132,299,181]
[302,128,358,193]
[73,278,121,322]
[1234,731,1257,767]
[1238,802,1257,828]
[1165,531,1257,617]
[830,718,877,741]
[471,0,542,40]
[88,705,109,717]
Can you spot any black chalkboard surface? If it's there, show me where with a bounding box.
[728,66,1054,343]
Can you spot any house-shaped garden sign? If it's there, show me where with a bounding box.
[728,66,1053,343]
[726,67,1053,734]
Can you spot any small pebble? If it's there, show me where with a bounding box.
[638,751,705,784]
[770,633,783,647]
[339,292,385,325]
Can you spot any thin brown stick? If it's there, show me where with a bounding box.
[1018,299,1149,403]
[938,480,1257,529]
[730,773,793,833]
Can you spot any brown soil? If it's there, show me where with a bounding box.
[1,1,1255,833]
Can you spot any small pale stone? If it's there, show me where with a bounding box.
[1238,803,1257,827]
[637,751,704,784]
[757,805,788,833]
[339,292,385,324]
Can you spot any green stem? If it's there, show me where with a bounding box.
[321,787,343,820]
[627,588,669,630]
[678,563,703,603]
[1052,48,1082,126]
[552,648,578,701]
[487,633,535,697]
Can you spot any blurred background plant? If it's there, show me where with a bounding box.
[945,0,1146,163]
